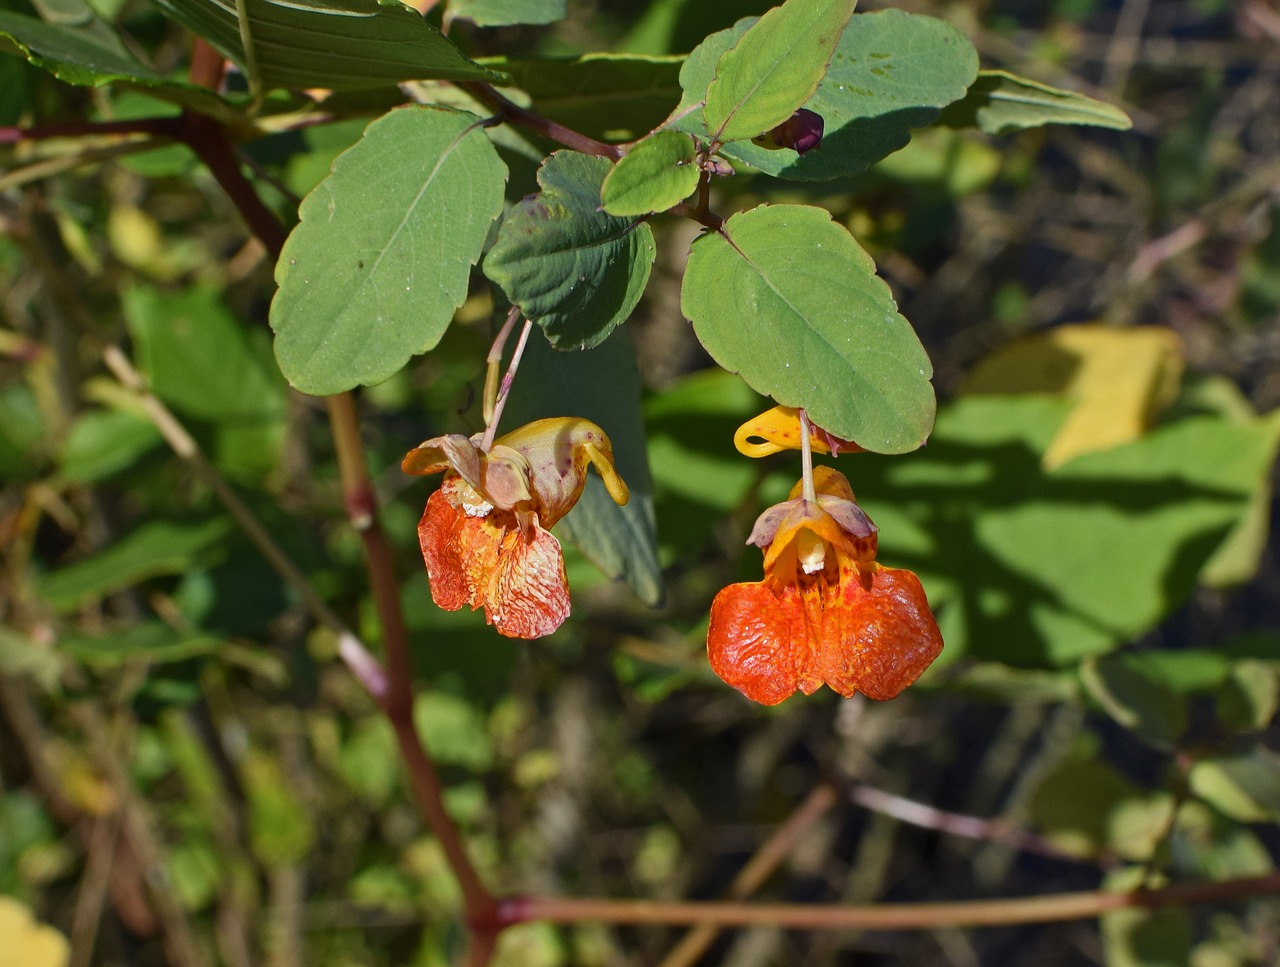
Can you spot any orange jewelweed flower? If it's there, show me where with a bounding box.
[708,466,942,706]
[402,418,629,639]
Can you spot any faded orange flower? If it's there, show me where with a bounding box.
[402,418,629,639]
[708,466,942,705]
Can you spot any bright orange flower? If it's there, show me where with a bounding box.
[708,466,942,705]
[402,418,629,639]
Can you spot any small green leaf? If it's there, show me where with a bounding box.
[704,0,856,143]
[681,203,935,453]
[489,54,684,141]
[484,151,656,350]
[940,69,1132,135]
[58,410,161,483]
[1080,653,1187,749]
[0,9,161,86]
[413,692,493,771]
[1102,904,1192,967]
[1215,660,1280,732]
[676,9,977,180]
[38,519,231,611]
[150,0,505,92]
[243,750,315,866]
[446,0,565,28]
[125,283,286,421]
[1189,749,1280,823]
[272,106,507,395]
[58,623,224,665]
[505,330,664,607]
[601,130,699,216]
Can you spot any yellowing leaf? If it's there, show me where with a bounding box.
[0,897,70,967]
[965,324,1184,470]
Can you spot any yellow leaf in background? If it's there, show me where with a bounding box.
[965,324,1184,470]
[0,896,70,967]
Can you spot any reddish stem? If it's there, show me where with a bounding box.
[503,872,1280,931]
[460,82,623,161]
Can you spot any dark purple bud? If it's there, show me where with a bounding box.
[769,108,824,154]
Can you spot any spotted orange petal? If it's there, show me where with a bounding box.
[417,478,571,639]
[815,562,943,701]
[707,562,942,705]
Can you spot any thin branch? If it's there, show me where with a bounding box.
[504,872,1280,932]
[0,117,185,144]
[845,782,1094,867]
[666,201,724,231]
[459,82,623,161]
[658,784,839,967]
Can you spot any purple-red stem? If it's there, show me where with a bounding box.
[461,82,622,161]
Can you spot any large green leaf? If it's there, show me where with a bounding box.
[600,130,699,216]
[149,0,505,92]
[675,9,977,180]
[38,519,231,611]
[504,330,663,607]
[940,70,1132,135]
[272,106,507,395]
[702,0,856,143]
[484,151,656,350]
[446,0,565,28]
[490,54,684,141]
[848,396,1280,667]
[681,203,935,454]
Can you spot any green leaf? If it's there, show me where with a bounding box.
[601,130,699,216]
[446,0,565,28]
[940,69,1132,135]
[1080,653,1186,749]
[681,203,935,453]
[850,395,1279,666]
[243,749,315,865]
[125,283,286,421]
[484,151,656,350]
[489,54,684,141]
[58,622,225,665]
[1215,660,1280,733]
[1102,904,1192,967]
[272,106,507,395]
[504,330,664,607]
[703,0,857,143]
[150,0,505,93]
[413,692,493,771]
[38,519,231,611]
[0,626,64,692]
[58,410,161,483]
[675,9,978,180]
[0,9,161,86]
[1189,749,1280,823]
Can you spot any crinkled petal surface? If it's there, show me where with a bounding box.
[707,563,942,705]
[418,481,571,638]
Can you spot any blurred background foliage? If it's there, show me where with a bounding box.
[2,0,1280,965]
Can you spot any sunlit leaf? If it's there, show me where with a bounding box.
[600,130,699,216]
[675,9,977,180]
[272,106,507,395]
[682,203,935,453]
[941,69,1132,135]
[703,0,857,143]
[1189,748,1280,823]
